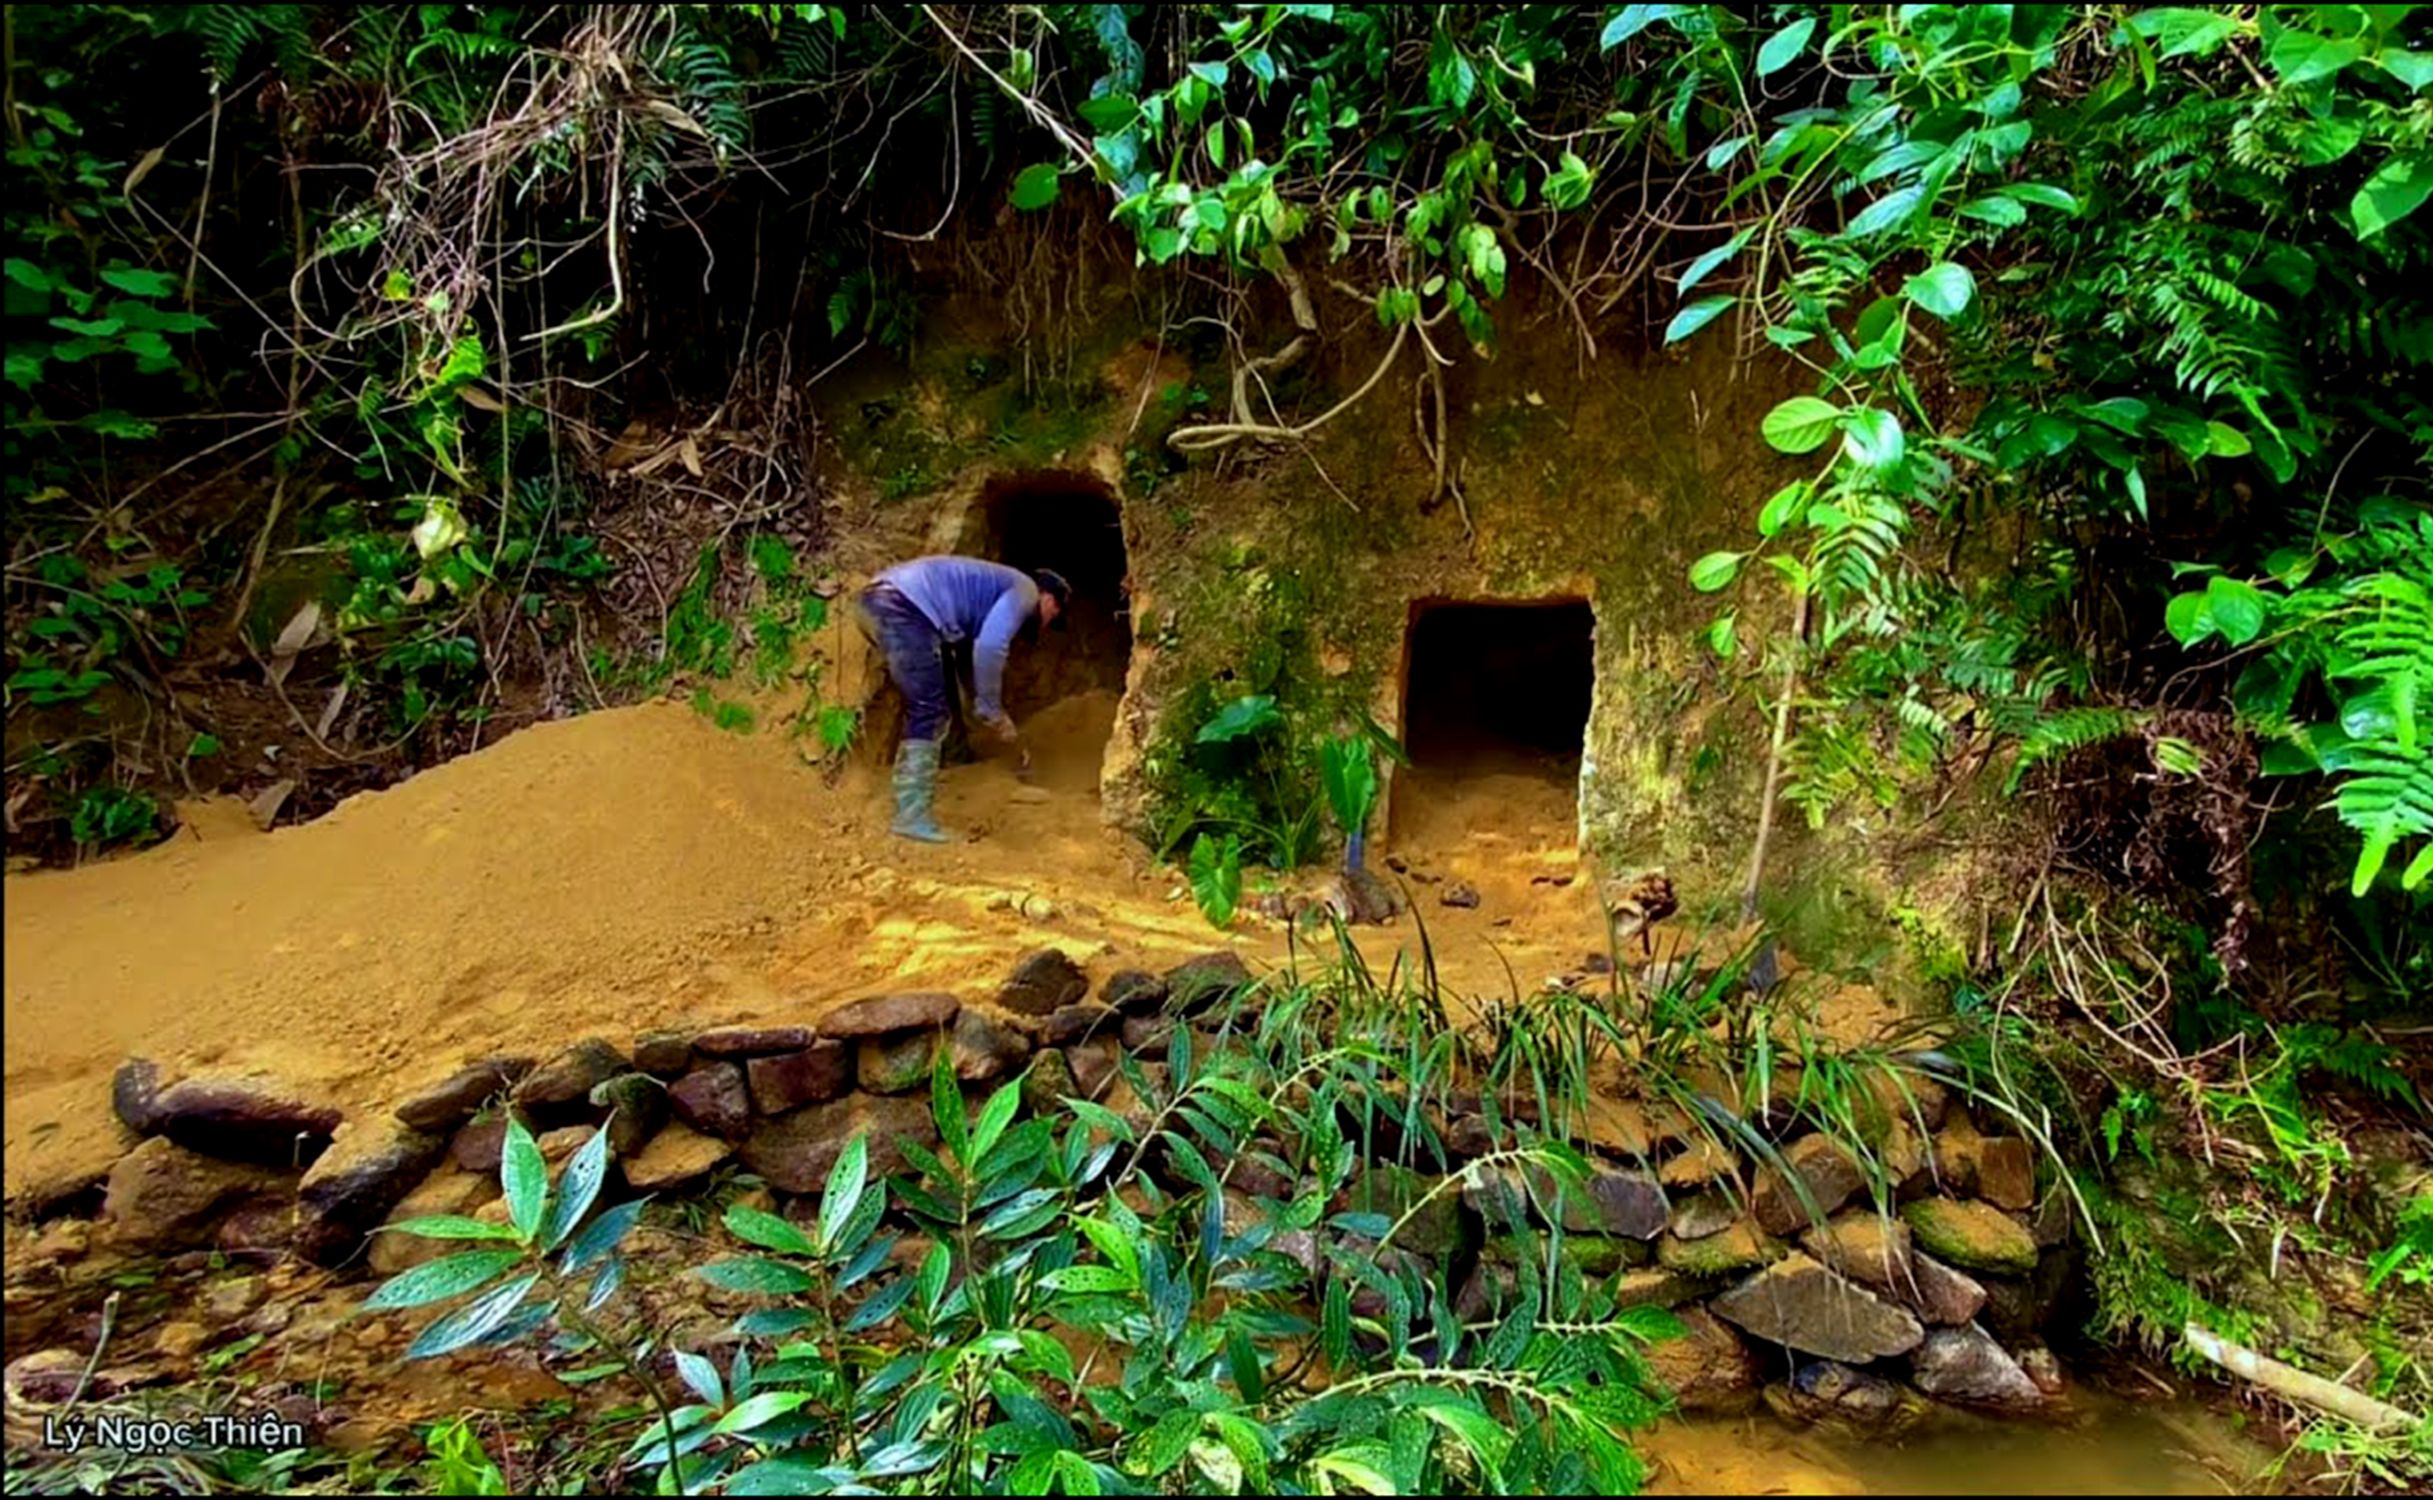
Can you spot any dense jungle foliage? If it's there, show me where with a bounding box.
[3,2,2429,1492]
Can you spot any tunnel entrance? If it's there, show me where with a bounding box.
[1391,597,1594,848]
[938,471,1132,791]
[963,472,1131,717]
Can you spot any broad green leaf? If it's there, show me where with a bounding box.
[2268,29,2364,85]
[1196,693,1280,743]
[2205,421,2252,457]
[561,1199,645,1274]
[1958,193,2027,226]
[383,1214,521,1242]
[1841,407,1905,471]
[969,1078,1023,1167]
[1847,184,1924,237]
[1688,552,1745,592]
[818,1134,871,1254]
[1902,262,1976,319]
[1187,833,1241,929]
[1010,164,1062,212]
[1077,95,1139,133]
[1600,5,1681,49]
[2352,153,2433,240]
[1758,480,1810,537]
[542,1128,611,1252]
[2128,8,2240,60]
[404,1272,540,1359]
[501,1119,548,1242]
[1664,295,1733,344]
[2164,590,2216,646]
[360,1249,524,1312]
[696,1257,818,1295]
[1707,612,1738,659]
[726,1203,817,1257]
[2205,576,2269,645]
[2377,49,2433,90]
[4,258,54,291]
[713,1391,815,1437]
[1043,1264,1136,1295]
[675,1349,724,1407]
[2008,182,2078,212]
[98,266,178,297]
[1677,227,1752,295]
[1761,395,1841,454]
[1756,17,1815,77]
[2081,397,2149,433]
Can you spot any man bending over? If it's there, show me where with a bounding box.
[855,556,1069,842]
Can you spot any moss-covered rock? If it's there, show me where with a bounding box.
[1902,1197,2038,1276]
[1659,1219,1783,1276]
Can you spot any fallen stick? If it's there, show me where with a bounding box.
[2182,1322,2422,1434]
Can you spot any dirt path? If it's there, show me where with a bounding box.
[5,691,1648,1204]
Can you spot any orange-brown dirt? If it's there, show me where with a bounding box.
[4,686,1750,1206]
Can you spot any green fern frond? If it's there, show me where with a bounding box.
[2007,706,2148,792]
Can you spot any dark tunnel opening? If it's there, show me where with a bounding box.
[962,472,1132,721]
[1393,597,1595,842]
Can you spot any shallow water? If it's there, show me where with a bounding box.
[1646,1395,2270,1496]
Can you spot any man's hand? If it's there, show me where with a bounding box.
[981,711,1033,780]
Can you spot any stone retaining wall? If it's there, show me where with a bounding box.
[88,945,2078,1430]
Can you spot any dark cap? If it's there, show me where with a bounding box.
[1033,569,1072,629]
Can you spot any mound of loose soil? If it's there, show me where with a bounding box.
[6,686,1877,1207]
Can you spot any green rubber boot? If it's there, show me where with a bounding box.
[891,738,951,843]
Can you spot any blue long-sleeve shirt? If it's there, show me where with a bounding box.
[876,556,1039,720]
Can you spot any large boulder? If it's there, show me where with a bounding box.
[1800,1211,1912,1286]
[293,1120,449,1267]
[112,1057,165,1134]
[693,1025,815,1059]
[669,1063,753,1141]
[1042,1003,1114,1046]
[367,1163,500,1276]
[998,949,1089,1017]
[858,1032,940,1094]
[746,1042,852,1114]
[102,1137,288,1251]
[1643,1306,1763,1413]
[512,1039,629,1110]
[818,992,959,1038]
[393,1057,535,1133]
[1065,1038,1122,1101]
[446,1115,506,1173]
[951,1010,1034,1083]
[738,1094,941,1194]
[1751,1134,1867,1235]
[592,1073,667,1157]
[634,1031,696,1077]
[1670,1191,1740,1241]
[1902,1198,2038,1276]
[624,1123,734,1193]
[1463,1163,1666,1239]
[1660,1138,1739,1190]
[1660,1220,1782,1277]
[1098,969,1168,1014]
[1911,1323,2045,1410]
[1975,1136,2037,1211]
[1764,1360,1932,1438]
[148,1075,343,1167]
[1903,1253,1989,1326]
[1164,951,1255,1013]
[1710,1252,1926,1363]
